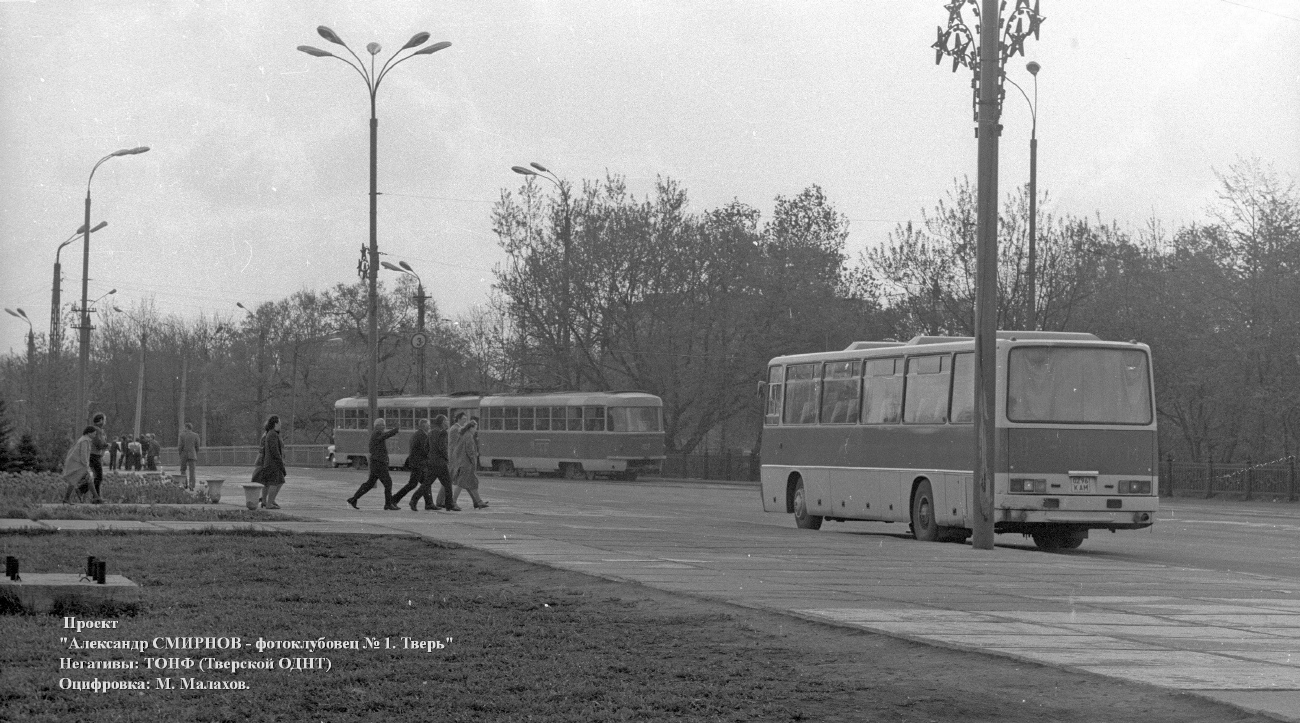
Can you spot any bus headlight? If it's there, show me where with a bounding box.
[1009,478,1047,494]
[1118,479,1152,495]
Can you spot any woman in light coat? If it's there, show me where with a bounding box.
[451,418,487,509]
[60,426,97,504]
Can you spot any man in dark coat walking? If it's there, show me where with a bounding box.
[426,414,458,511]
[347,417,401,510]
[392,418,431,509]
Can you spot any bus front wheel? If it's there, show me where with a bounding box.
[1032,526,1087,551]
[793,478,822,530]
[911,481,940,542]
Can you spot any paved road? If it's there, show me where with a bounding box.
[105,468,1300,720]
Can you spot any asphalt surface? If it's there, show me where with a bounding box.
[26,467,1300,721]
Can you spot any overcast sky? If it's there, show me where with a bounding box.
[2,0,1297,355]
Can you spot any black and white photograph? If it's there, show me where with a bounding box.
[1,1,1298,720]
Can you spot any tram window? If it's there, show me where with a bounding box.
[356,410,369,429]
[519,407,535,431]
[504,406,520,431]
[567,406,584,431]
[344,409,356,429]
[535,407,550,431]
[432,407,450,423]
[414,408,429,422]
[862,358,903,424]
[782,363,820,425]
[765,366,784,425]
[486,406,504,431]
[950,352,974,424]
[904,355,951,424]
[551,407,567,430]
[820,360,862,424]
[398,408,415,430]
[584,406,605,432]
[609,407,660,432]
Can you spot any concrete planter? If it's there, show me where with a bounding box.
[241,483,263,510]
[205,479,225,503]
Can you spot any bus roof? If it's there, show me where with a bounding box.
[333,395,482,410]
[478,391,662,407]
[768,331,1147,366]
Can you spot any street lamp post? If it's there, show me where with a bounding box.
[511,162,574,389]
[52,222,106,357]
[298,25,451,429]
[933,0,1043,550]
[1006,61,1041,330]
[381,260,428,394]
[5,308,36,431]
[76,147,148,429]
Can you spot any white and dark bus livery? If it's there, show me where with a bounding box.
[478,391,665,480]
[332,391,666,479]
[331,393,481,468]
[760,331,1158,550]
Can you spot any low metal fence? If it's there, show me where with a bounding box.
[1162,455,1299,501]
[158,445,332,469]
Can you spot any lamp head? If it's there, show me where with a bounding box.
[402,32,431,50]
[366,42,381,56]
[399,261,414,272]
[1026,61,1040,76]
[380,261,403,272]
[511,166,537,177]
[411,41,451,56]
[317,26,346,47]
[91,221,108,232]
[298,45,335,58]
[112,306,123,313]
[529,162,550,173]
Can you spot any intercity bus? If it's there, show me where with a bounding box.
[477,391,666,480]
[332,393,481,468]
[759,331,1158,550]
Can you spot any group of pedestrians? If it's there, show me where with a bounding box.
[61,412,109,504]
[107,433,160,471]
[347,412,487,511]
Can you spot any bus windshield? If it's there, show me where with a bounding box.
[1007,347,1152,425]
[608,407,661,432]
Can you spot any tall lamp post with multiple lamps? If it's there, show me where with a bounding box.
[5,308,36,431]
[297,25,451,430]
[76,146,148,428]
[933,0,1043,549]
[380,260,430,394]
[511,162,575,389]
[1005,60,1041,330]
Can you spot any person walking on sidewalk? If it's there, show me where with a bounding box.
[392,418,431,509]
[178,422,201,490]
[437,412,468,509]
[426,414,457,511]
[145,433,161,471]
[61,426,98,504]
[451,418,488,509]
[251,415,287,509]
[80,412,108,502]
[348,418,400,510]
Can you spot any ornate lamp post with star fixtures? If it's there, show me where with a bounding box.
[933,0,1044,549]
[298,26,451,429]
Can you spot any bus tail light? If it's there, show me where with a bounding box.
[1118,479,1152,495]
[1009,478,1047,494]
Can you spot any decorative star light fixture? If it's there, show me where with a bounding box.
[932,0,1044,120]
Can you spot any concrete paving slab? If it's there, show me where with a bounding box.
[1200,691,1300,722]
[1084,663,1300,690]
[37,520,166,531]
[262,521,417,536]
[148,521,279,532]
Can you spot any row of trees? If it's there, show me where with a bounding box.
[2,159,1295,466]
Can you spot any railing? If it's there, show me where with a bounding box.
[1162,455,1299,501]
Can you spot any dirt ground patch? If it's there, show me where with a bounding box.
[0,531,1273,722]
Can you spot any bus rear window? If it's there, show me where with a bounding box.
[1007,347,1152,425]
[609,407,661,432]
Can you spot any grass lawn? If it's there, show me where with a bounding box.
[0,531,1271,723]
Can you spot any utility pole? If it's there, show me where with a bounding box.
[133,328,147,439]
[934,0,1044,550]
[414,283,427,394]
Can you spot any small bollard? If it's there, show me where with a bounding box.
[94,560,107,585]
[5,556,18,580]
[86,556,98,578]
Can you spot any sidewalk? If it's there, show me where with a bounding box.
[27,467,1300,722]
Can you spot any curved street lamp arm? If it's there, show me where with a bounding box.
[376,40,450,93]
[1003,75,1036,128]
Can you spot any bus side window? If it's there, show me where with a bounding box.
[765,366,784,425]
[862,358,902,424]
[950,352,974,424]
[782,363,820,425]
[904,355,950,424]
[820,360,862,424]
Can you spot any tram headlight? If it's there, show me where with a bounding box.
[1118,479,1152,495]
[1009,478,1047,494]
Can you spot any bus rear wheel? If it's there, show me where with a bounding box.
[1031,526,1087,551]
[911,480,940,542]
[793,478,822,530]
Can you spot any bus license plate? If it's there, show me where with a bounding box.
[1070,476,1095,493]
